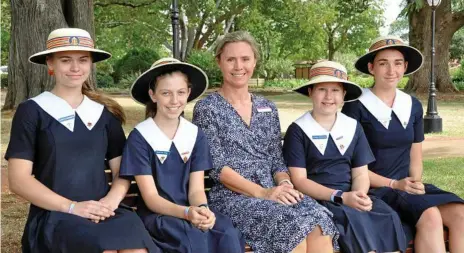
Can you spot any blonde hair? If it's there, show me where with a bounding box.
[82,81,126,124]
[215,31,260,62]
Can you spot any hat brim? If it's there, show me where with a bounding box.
[28,46,112,65]
[293,76,363,102]
[130,62,209,105]
[355,45,424,76]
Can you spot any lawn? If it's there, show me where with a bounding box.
[1,90,463,252]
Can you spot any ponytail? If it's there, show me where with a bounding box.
[81,81,126,124]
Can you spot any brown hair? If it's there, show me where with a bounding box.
[145,71,191,118]
[215,31,260,62]
[82,81,126,124]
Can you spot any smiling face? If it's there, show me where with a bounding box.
[46,51,92,89]
[216,41,257,89]
[309,82,346,116]
[149,71,191,121]
[368,49,408,89]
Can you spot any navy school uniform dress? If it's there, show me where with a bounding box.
[119,117,245,253]
[283,111,407,253]
[342,88,464,240]
[5,92,160,253]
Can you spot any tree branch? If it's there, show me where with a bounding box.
[451,10,464,33]
[94,0,156,8]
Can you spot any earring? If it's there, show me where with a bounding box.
[48,69,54,76]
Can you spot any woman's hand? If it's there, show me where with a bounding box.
[70,200,115,223]
[262,185,303,205]
[341,191,373,212]
[196,207,216,231]
[392,177,425,195]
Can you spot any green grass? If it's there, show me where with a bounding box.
[423,157,464,198]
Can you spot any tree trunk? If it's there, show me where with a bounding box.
[405,0,460,93]
[3,0,95,110]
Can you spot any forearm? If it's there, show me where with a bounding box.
[274,172,291,186]
[351,173,370,193]
[220,166,265,198]
[409,162,423,181]
[142,192,189,219]
[188,190,208,207]
[10,175,71,213]
[106,174,131,203]
[292,177,335,201]
[368,170,392,188]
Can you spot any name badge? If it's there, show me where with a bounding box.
[58,114,75,122]
[312,135,328,140]
[155,151,170,155]
[257,107,272,113]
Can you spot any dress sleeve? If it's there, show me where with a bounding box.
[268,103,288,175]
[283,123,307,169]
[412,98,425,143]
[190,130,213,173]
[351,123,376,168]
[5,102,39,162]
[105,112,127,160]
[192,100,228,182]
[341,101,362,121]
[119,130,153,176]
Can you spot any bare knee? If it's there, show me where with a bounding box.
[103,251,118,253]
[417,207,443,231]
[306,225,332,248]
[442,204,464,230]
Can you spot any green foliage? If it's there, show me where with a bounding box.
[263,59,295,79]
[450,28,464,60]
[348,76,409,89]
[117,71,142,90]
[263,79,306,89]
[451,63,464,83]
[1,0,11,65]
[1,74,8,88]
[333,52,359,76]
[186,50,222,87]
[113,48,160,82]
[96,72,114,88]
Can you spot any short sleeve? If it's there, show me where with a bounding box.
[412,98,425,143]
[190,130,213,173]
[192,100,228,182]
[120,130,153,176]
[5,101,39,161]
[105,112,126,160]
[268,103,288,175]
[351,123,376,168]
[283,123,307,169]
[341,100,362,121]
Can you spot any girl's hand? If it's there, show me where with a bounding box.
[186,206,207,227]
[341,191,373,211]
[393,177,425,195]
[197,207,216,231]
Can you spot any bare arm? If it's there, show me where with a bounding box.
[274,171,292,186]
[351,165,370,193]
[367,170,392,188]
[409,142,423,181]
[220,166,266,198]
[188,171,208,206]
[289,167,335,201]
[8,158,72,213]
[102,156,131,208]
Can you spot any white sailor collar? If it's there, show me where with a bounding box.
[135,117,198,164]
[31,91,104,132]
[358,88,411,129]
[294,111,357,156]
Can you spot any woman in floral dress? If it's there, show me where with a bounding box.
[192,31,339,253]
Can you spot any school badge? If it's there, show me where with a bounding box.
[181,151,190,163]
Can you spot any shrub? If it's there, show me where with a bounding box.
[451,64,464,82]
[262,59,295,79]
[116,71,142,90]
[96,72,114,88]
[113,48,160,82]
[349,75,409,89]
[186,50,222,87]
[264,79,306,89]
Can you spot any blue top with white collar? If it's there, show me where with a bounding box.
[283,112,375,192]
[342,88,425,179]
[119,117,213,218]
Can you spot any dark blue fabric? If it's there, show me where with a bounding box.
[342,97,464,226]
[120,126,244,253]
[5,100,159,253]
[283,117,406,252]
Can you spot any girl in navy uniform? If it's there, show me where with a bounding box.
[284,61,406,253]
[119,58,244,253]
[5,28,159,253]
[342,36,464,253]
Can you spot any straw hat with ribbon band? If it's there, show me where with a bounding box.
[130,57,208,105]
[29,28,111,65]
[293,61,363,102]
[355,35,424,76]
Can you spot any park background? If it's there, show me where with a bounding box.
[1,0,463,252]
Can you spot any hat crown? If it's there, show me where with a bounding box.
[369,35,405,52]
[309,61,348,81]
[151,57,181,68]
[46,28,95,50]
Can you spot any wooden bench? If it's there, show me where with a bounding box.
[107,170,450,253]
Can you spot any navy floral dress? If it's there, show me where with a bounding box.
[192,92,339,253]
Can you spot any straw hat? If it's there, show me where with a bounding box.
[355,35,424,75]
[293,61,363,102]
[29,28,111,65]
[130,57,208,105]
